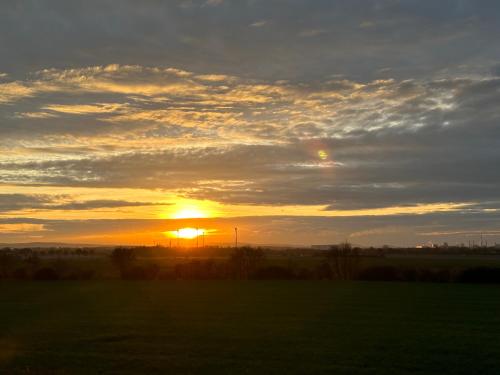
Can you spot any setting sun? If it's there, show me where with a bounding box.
[166,227,205,239]
[172,207,207,219]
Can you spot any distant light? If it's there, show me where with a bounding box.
[165,228,204,239]
[172,207,206,219]
[318,150,328,160]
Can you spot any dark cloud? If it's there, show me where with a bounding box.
[0,194,54,212]
[2,70,500,210]
[1,1,500,81]
[0,194,168,213]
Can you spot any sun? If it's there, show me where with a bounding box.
[172,207,206,219]
[165,227,205,239]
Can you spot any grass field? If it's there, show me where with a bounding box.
[1,281,500,374]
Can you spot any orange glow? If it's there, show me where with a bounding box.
[318,149,328,160]
[165,227,205,239]
[172,207,207,219]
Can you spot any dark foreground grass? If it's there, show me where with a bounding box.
[1,281,500,374]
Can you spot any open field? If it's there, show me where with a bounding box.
[1,281,500,374]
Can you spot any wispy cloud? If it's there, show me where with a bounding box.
[250,20,268,28]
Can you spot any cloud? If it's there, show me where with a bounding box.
[0,194,170,213]
[2,1,499,82]
[298,29,327,37]
[43,103,130,115]
[0,223,46,234]
[1,66,500,213]
[204,0,223,6]
[250,20,268,28]
[0,81,35,103]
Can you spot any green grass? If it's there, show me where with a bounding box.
[1,281,500,374]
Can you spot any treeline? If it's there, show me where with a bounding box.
[0,247,97,256]
[0,251,94,280]
[106,245,500,284]
[2,245,500,284]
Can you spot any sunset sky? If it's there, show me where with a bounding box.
[1,0,500,246]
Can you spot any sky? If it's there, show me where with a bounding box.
[1,0,500,247]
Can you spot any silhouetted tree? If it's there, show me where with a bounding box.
[24,254,40,269]
[121,263,160,280]
[324,242,360,280]
[229,247,264,279]
[34,267,60,280]
[0,251,16,278]
[110,247,136,271]
[252,266,296,280]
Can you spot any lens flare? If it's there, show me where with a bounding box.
[166,227,204,239]
[318,150,328,160]
[172,207,206,219]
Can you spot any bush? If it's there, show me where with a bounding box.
[324,242,360,280]
[295,267,314,280]
[458,267,500,284]
[358,266,401,281]
[64,269,95,280]
[0,252,16,278]
[110,248,136,270]
[173,260,225,280]
[120,264,160,280]
[417,268,453,283]
[229,247,264,279]
[357,266,455,283]
[252,266,296,280]
[12,267,29,280]
[33,267,60,281]
[315,262,333,280]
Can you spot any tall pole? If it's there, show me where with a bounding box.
[177,229,179,248]
[235,227,238,248]
[196,228,199,249]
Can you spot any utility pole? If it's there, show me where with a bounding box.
[196,228,199,249]
[177,229,180,248]
[235,227,238,248]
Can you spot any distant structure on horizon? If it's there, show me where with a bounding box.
[311,245,335,250]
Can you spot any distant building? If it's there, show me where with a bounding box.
[311,245,334,250]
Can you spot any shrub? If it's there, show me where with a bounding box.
[417,268,453,283]
[12,267,29,280]
[110,248,136,270]
[458,267,500,284]
[324,242,360,280]
[229,247,265,279]
[64,269,95,280]
[120,264,160,280]
[252,266,296,280]
[315,261,333,280]
[33,267,60,281]
[295,267,314,280]
[0,252,16,278]
[173,260,224,280]
[358,266,401,281]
